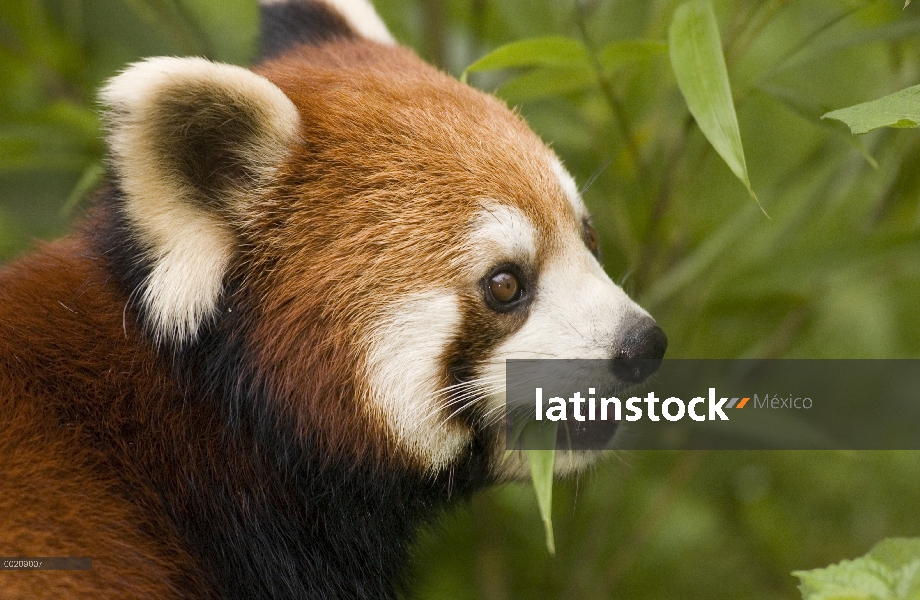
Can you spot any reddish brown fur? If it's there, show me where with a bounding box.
[0,237,208,597]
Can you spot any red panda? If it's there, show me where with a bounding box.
[0,0,667,597]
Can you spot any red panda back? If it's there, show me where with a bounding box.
[0,235,207,598]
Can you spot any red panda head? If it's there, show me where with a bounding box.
[99,0,666,478]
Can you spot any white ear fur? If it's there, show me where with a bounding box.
[317,0,394,44]
[100,57,300,345]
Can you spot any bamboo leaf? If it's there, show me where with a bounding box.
[464,36,591,75]
[522,422,558,555]
[497,65,595,103]
[822,84,920,135]
[527,449,556,555]
[669,0,762,212]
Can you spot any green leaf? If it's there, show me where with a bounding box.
[822,84,920,135]
[526,449,556,555]
[669,0,762,212]
[598,39,667,73]
[497,65,595,103]
[522,422,558,555]
[464,36,591,74]
[465,37,662,104]
[794,538,920,600]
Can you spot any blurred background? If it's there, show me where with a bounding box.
[2,0,920,597]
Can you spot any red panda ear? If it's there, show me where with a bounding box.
[100,57,300,346]
[259,0,395,60]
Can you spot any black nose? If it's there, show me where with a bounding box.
[611,319,668,384]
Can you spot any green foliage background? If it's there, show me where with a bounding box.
[2,0,920,597]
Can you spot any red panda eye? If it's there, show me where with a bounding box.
[488,272,521,304]
[583,221,599,257]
